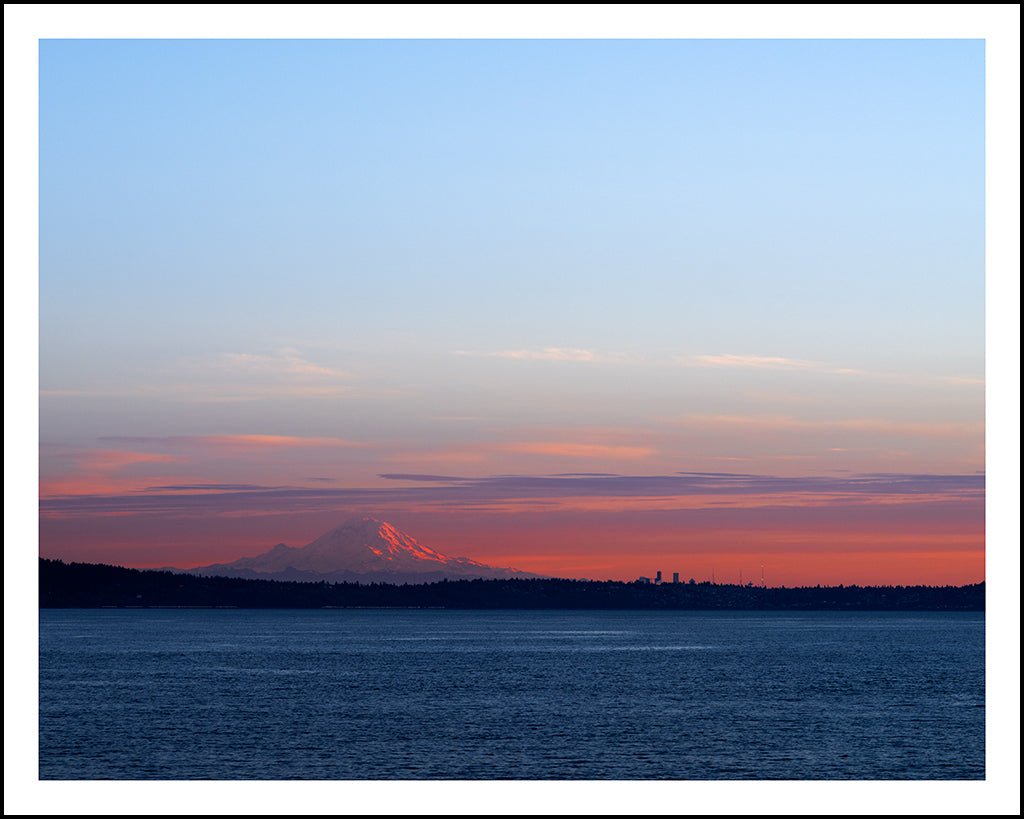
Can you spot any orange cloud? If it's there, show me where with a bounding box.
[41,475,160,498]
[72,450,179,471]
[382,432,657,467]
[101,435,373,450]
[188,435,371,449]
[39,449,182,499]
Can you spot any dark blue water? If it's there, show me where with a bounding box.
[39,609,984,779]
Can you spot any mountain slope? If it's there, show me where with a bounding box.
[183,517,540,583]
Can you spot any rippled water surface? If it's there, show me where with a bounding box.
[39,609,984,779]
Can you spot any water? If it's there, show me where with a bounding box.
[38,609,984,780]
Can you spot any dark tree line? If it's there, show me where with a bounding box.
[39,558,984,611]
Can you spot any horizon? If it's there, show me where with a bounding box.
[38,553,986,592]
[40,485,983,587]
[36,36,988,589]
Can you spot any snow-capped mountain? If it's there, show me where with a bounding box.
[182,517,540,584]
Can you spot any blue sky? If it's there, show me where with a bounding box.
[40,38,983,381]
[37,38,986,463]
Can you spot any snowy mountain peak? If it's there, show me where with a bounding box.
[186,517,538,583]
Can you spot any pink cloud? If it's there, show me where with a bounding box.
[496,442,655,459]
[72,450,179,470]
[187,435,371,450]
[39,448,183,499]
[102,435,371,450]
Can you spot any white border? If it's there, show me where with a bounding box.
[7,5,1019,815]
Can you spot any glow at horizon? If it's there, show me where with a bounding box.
[38,38,985,586]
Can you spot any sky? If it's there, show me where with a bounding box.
[24,20,1005,589]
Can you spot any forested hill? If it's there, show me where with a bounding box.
[39,559,984,611]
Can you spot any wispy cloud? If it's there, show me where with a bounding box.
[939,376,986,386]
[39,448,182,499]
[68,449,179,471]
[218,347,346,378]
[681,354,985,388]
[100,435,372,450]
[41,348,353,404]
[455,347,617,362]
[448,350,981,392]
[382,431,657,467]
[378,474,466,483]
[382,450,488,464]
[683,354,858,374]
[39,384,353,402]
[673,414,983,440]
[144,483,279,492]
[495,442,655,460]
[40,471,984,518]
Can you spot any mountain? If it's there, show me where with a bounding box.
[180,517,542,584]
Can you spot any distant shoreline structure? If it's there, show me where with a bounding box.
[39,558,984,611]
